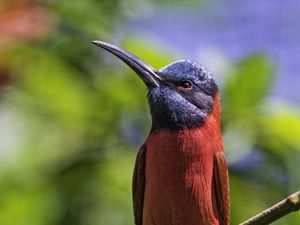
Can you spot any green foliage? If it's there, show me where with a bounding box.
[223,54,274,121]
[222,53,300,225]
[262,108,300,152]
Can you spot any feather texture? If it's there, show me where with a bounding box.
[132,91,229,225]
[133,145,147,225]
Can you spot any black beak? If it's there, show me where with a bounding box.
[91,40,162,87]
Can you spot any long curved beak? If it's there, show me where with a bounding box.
[91,40,162,87]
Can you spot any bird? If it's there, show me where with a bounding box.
[92,40,230,225]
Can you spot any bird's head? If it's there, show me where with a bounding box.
[92,41,219,131]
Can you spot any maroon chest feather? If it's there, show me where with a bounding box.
[142,115,223,225]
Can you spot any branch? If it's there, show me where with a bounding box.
[239,191,300,225]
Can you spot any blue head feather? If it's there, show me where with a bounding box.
[147,60,218,131]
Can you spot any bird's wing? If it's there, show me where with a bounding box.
[212,152,230,225]
[132,144,147,225]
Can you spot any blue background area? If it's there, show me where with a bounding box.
[129,0,300,104]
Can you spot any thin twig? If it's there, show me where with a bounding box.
[239,191,300,225]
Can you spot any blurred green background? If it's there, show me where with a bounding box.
[1,0,300,225]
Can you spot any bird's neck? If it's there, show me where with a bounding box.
[150,90,221,133]
[148,116,222,154]
[147,91,223,153]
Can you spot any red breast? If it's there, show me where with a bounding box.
[142,95,223,225]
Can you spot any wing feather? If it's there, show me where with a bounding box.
[132,144,147,225]
[213,152,230,225]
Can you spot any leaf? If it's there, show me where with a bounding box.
[259,108,300,155]
[222,54,274,119]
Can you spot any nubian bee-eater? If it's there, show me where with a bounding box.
[92,40,230,225]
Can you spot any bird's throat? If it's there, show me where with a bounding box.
[149,90,221,131]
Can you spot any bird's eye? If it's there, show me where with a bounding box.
[180,81,193,90]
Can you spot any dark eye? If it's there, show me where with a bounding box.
[180,81,193,90]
